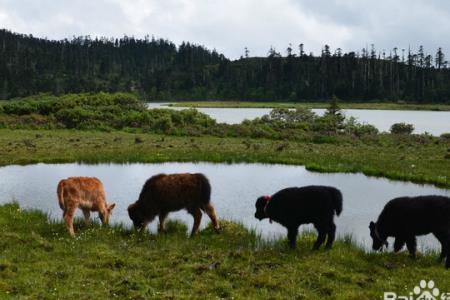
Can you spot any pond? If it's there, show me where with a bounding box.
[147,103,450,136]
[1,162,449,251]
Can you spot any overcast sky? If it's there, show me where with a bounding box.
[1,0,449,59]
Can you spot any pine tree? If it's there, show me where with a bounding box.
[435,47,445,69]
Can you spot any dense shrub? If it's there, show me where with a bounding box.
[3,101,38,115]
[390,123,415,134]
[3,92,145,116]
[268,108,316,124]
[0,93,395,143]
[344,117,379,136]
[153,115,174,133]
[55,108,97,129]
[0,113,55,129]
[440,133,450,141]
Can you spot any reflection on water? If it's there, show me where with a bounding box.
[1,162,448,250]
[147,103,450,135]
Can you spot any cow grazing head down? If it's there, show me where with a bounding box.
[126,173,220,237]
[99,203,116,225]
[57,177,116,236]
[127,202,148,230]
[369,221,389,251]
[254,196,269,221]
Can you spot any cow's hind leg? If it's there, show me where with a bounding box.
[82,209,91,226]
[394,237,406,253]
[63,206,76,237]
[406,236,417,258]
[287,226,298,249]
[446,254,450,269]
[445,233,450,268]
[188,207,202,237]
[158,212,168,234]
[202,203,220,231]
[442,233,450,269]
[433,231,449,262]
[313,223,327,250]
[325,222,336,249]
[446,244,450,269]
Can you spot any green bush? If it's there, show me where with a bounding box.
[55,108,97,129]
[344,117,379,136]
[390,123,414,134]
[153,115,174,132]
[269,108,316,123]
[440,132,450,141]
[177,109,216,127]
[312,114,345,133]
[3,101,38,115]
[0,93,395,143]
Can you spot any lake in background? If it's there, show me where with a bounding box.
[1,162,449,251]
[147,103,450,136]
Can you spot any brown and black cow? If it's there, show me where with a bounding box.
[128,173,220,236]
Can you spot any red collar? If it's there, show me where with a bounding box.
[263,195,272,223]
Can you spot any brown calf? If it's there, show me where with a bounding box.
[57,177,116,236]
[127,173,220,237]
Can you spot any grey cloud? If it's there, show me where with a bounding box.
[293,0,450,55]
[0,0,448,59]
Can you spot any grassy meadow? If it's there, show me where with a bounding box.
[0,203,449,299]
[0,129,449,188]
[0,93,450,299]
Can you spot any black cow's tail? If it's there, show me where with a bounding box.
[197,173,212,204]
[329,187,343,216]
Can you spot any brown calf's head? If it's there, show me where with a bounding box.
[99,203,116,225]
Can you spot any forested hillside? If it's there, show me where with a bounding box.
[1,29,449,102]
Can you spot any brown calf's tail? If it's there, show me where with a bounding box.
[57,181,65,210]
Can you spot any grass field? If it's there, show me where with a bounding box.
[0,203,449,299]
[0,129,449,188]
[166,101,450,111]
[1,128,449,299]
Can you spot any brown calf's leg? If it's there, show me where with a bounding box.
[189,207,203,237]
[202,203,220,231]
[158,212,168,233]
[82,209,91,226]
[63,207,76,237]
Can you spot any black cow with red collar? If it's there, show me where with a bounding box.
[369,195,450,269]
[254,186,343,249]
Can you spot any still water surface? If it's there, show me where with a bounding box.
[147,103,450,135]
[1,162,448,250]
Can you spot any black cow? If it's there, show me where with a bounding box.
[255,186,343,249]
[369,195,450,269]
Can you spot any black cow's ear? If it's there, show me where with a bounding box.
[369,221,375,229]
